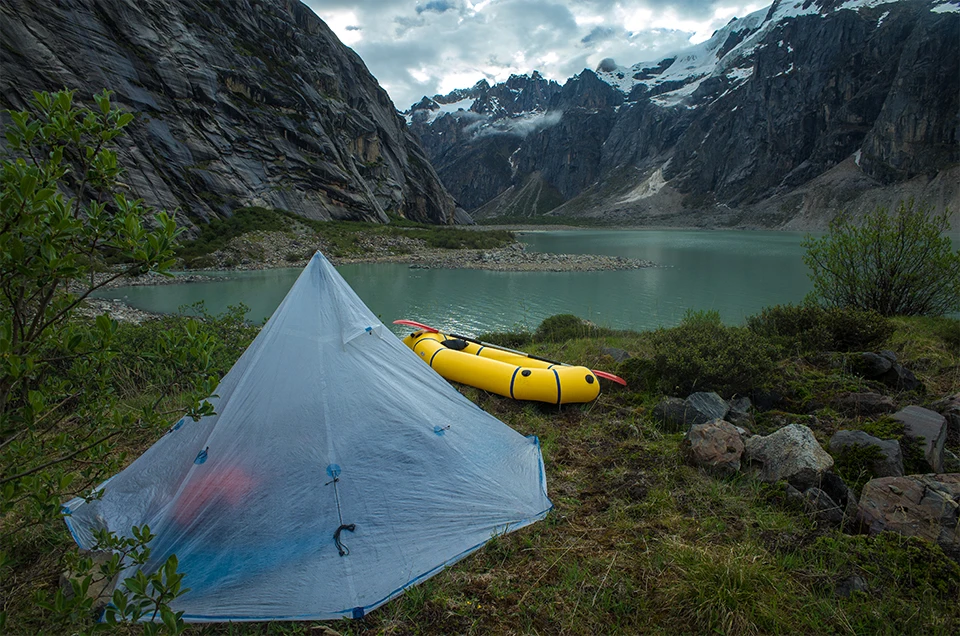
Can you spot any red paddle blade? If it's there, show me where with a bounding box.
[593,370,627,386]
[392,319,438,333]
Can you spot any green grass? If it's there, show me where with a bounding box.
[4,312,959,635]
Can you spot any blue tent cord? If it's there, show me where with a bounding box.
[325,474,354,556]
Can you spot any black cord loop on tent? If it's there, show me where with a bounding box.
[325,474,355,556]
[334,523,356,556]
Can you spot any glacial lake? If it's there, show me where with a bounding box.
[93,230,815,335]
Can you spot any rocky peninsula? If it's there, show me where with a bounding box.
[200,230,656,272]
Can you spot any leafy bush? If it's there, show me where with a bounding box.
[802,200,960,316]
[533,314,616,343]
[476,330,533,349]
[620,310,778,397]
[108,303,258,399]
[747,304,893,354]
[1,89,212,634]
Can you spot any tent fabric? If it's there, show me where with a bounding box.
[63,252,552,622]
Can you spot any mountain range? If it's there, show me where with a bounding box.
[2,0,957,231]
[406,0,960,228]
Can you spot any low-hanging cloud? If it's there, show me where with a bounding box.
[306,1,769,108]
[464,110,564,139]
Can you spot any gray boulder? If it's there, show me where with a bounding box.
[828,430,904,478]
[852,352,922,392]
[744,423,835,490]
[653,392,730,432]
[803,487,845,527]
[600,346,632,363]
[652,397,688,433]
[726,396,754,429]
[882,363,922,392]
[833,392,896,417]
[818,471,859,524]
[892,406,947,473]
[835,576,869,598]
[683,419,745,477]
[858,474,960,560]
[60,550,119,612]
[854,352,892,377]
[931,393,960,446]
[944,450,960,474]
[684,392,730,426]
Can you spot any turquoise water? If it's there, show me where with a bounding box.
[93,230,815,335]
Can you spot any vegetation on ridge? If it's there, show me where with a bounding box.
[175,207,516,268]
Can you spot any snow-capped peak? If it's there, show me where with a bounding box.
[594,0,910,108]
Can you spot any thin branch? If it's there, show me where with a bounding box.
[0,429,121,485]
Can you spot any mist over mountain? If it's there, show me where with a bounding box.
[1,0,461,228]
[406,0,960,229]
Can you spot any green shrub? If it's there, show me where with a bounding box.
[620,311,778,397]
[802,200,960,316]
[811,532,960,598]
[177,206,292,264]
[533,314,616,343]
[476,330,533,348]
[831,443,885,495]
[747,304,893,354]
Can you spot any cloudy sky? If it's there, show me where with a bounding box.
[305,0,769,109]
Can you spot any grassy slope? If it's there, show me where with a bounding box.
[4,313,959,635]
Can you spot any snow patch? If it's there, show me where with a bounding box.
[932,1,960,13]
[837,0,901,12]
[727,67,754,82]
[773,63,795,77]
[650,76,707,108]
[854,149,862,166]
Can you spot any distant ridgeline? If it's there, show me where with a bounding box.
[405,0,960,229]
[0,0,463,228]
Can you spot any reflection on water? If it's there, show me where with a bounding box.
[93,230,815,335]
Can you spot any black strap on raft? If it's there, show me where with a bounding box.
[441,338,469,351]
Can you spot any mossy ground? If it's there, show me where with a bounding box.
[3,312,959,635]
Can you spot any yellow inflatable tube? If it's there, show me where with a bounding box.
[403,331,600,404]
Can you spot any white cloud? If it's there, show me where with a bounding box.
[305,1,771,109]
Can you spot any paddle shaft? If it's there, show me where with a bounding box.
[448,332,565,367]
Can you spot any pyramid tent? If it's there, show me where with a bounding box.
[63,252,551,622]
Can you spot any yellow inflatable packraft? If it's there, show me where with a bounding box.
[403,331,600,404]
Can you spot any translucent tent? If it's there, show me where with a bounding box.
[63,252,551,622]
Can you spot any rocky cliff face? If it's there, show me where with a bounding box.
[407,0,959,228]
[0,0,459,227]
